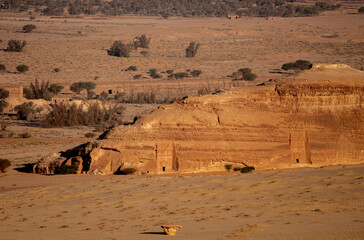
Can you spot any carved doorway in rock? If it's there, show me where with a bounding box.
[156,142,178,173]
[289,131,312,164]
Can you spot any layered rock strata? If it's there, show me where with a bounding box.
[33,64,364,174]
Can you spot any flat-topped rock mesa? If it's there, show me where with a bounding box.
[33,64,364,175]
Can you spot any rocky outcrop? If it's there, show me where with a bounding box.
[33,64,364,174]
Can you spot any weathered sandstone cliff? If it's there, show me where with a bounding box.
[33,64,364,174]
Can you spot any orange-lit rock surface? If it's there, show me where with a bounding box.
[33,64,364,174]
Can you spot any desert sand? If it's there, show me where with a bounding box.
[1,165,363,239]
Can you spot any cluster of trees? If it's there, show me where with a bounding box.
[3,0,341,18]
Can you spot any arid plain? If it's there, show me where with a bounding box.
[0,10,364,239]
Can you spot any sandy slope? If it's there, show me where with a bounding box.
[0,165,363,240]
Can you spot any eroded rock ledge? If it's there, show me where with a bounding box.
[33,64,364,174]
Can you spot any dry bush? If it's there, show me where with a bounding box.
[191,69,202,77]
[107,41,134,57]
[134,34,151,49]
[85,132,96,138]
[225,164,232,171]
[0,159,11,173]
[186,42,200,58]
[16,64,29,73]
[48,83,63,95]
[241,166,255,174]
[0,64,6,72]
[149,69,162,79]
[14,102,36,120]
[7,40,26,52]
[27,79,53,100]
[126,66,137,71]
[114,167,137,175]
[22,24,36,33]
[18,132,31,138]
[42,102,124,128]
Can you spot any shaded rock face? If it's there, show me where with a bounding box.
[33,65,364,174]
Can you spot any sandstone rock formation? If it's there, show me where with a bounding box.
[33,64,364,175]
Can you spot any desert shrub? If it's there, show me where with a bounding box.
[133,74,142,80]
[42,102,124,128]
[166,69,174,74]
[70,81,96,94]
[18,132,31,138]
[0,101,7,113]
[149,69,162,78]
[134,34,151,49]
[233,167,242,172]
[191,69,202,77]
[0,64,6,72]
[186,41,200,58]
[114,167,137,175]
[359,7,364,14]
[140,51,149,57]
[0,88,9,99]
[55,165,78,174]
[27,79,52,100]
[48,83,63,95]
[232,68,257,81]
[225,164,232,171]
[0,159,11,173]
[53,68,60,72]
[1,119,8,131]
[22,24,36,33]
[107,41,133,58]
[243,73,257,81]
[16,64,29,73]
[281,60,312,71]
[126,66,137,71]
[7,40,26,52]
[15,102,36,120]
[169,72,189,79]
[85,132,96,138]
[99,91,108,100]
[240,166,255,174]
[42,5,64,16]
[118,92,156,104]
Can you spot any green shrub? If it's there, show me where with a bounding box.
[281,60,312,71]
[126,66,137,71]
[107,41,133,58]
[22,24,36,33]
[149,69,162,78]
[16,64,29,73]
[114,167,137,175]
[0,159,11,173]
[186,41,200,58]
[243,73,257,81]
[55,165,78,174]
[225,164,232,171]
[48,83,64,95]
[7,40,27,52]
[240,166,255,174]
[232,68,257,81]
[0,64,6,72]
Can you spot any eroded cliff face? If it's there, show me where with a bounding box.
[33,64,364,174]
